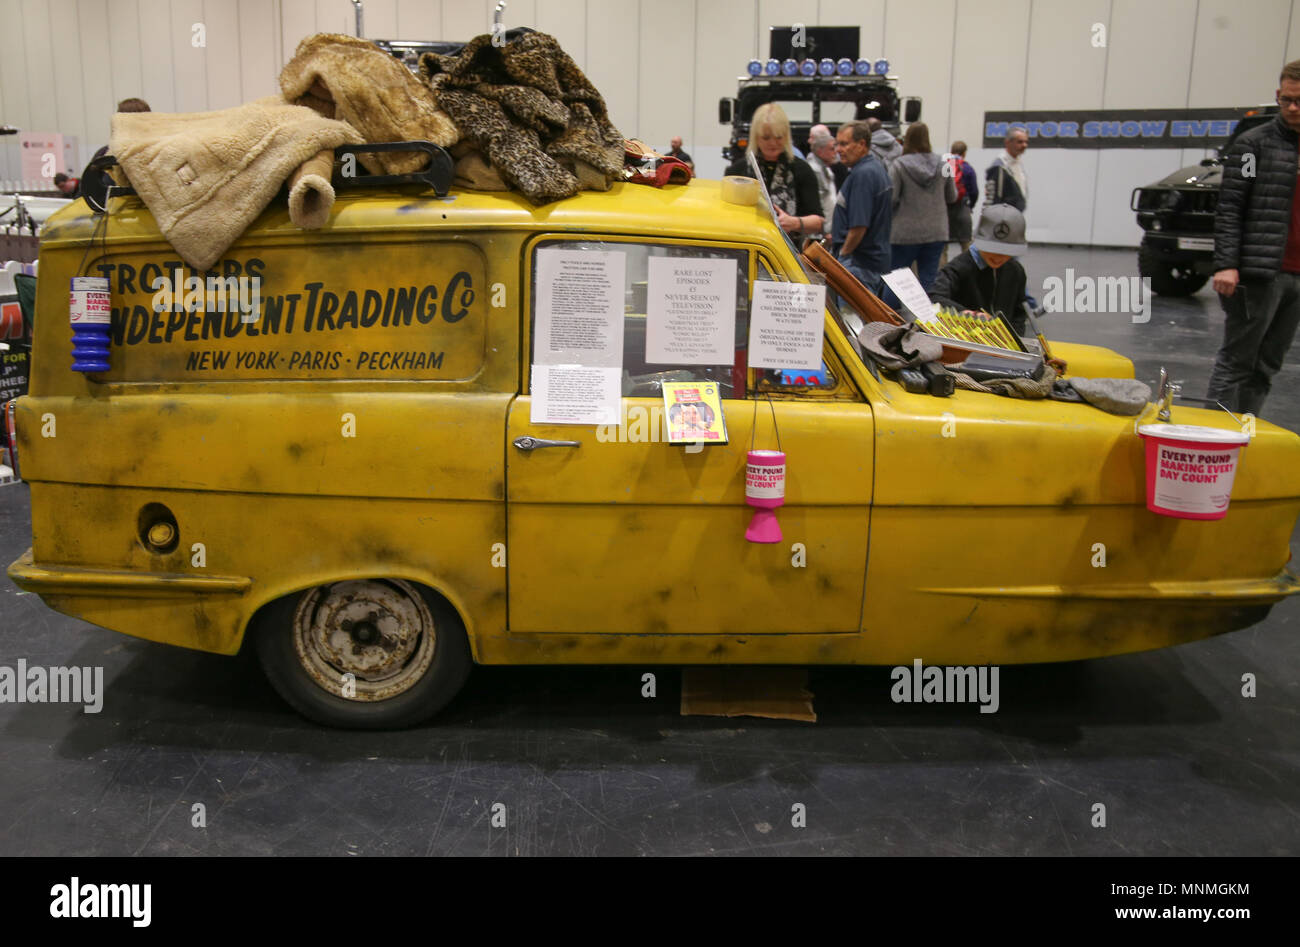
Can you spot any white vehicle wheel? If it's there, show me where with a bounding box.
[255,579,471,728]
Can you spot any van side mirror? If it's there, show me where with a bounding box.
[903,98,922,123]
[719,98,734,124]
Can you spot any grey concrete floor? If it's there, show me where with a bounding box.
[0,246,1297,856]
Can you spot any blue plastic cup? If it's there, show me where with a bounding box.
[69,276,112,373]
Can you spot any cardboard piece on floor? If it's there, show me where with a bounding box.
[679,667,816,722]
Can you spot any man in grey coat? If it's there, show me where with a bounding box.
[1207,60,1300,416]
[866,117,902,168]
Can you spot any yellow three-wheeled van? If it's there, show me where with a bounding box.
[8,178,1300,727]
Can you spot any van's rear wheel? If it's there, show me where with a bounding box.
[254,579,471,729]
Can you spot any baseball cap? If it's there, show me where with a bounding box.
[974,204,1028,255]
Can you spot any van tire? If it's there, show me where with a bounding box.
[253,579,471,729]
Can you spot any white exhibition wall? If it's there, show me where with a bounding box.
[3,0,1300,247]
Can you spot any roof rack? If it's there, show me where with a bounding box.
[91,141,454,213]
[333,141,453,195]
[371,39,466,69]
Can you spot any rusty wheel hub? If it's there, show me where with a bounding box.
[292,579,437,701]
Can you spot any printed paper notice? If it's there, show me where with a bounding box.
[531,247,624,425]
[645,257,737,364]
[533,248,625,367]
[530,364,621,425]
[883,267,937,323]
[748,282,826,371]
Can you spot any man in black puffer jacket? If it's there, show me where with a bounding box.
[1208,61,1300,416]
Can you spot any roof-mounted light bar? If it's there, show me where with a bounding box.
[743,56,891,78]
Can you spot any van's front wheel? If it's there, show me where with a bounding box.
[254,579,471,728]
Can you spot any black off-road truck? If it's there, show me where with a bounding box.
[717,26,920,163]
[720,76,919,163]
[1130,105,1278,296]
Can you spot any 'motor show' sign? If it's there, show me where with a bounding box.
[982,109,1248,149]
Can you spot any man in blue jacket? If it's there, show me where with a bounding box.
[832,120,892,297]
[1208,60,1300,416]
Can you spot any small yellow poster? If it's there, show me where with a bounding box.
[661,381,728,445]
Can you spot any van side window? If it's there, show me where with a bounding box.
[530,240,750,399]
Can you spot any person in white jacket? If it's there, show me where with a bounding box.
[986,127,1029,211]
[805,124,839,238]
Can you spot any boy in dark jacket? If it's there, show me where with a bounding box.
[930,204,1035,336]
[1207,61,1300,416]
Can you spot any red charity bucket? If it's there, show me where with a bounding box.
[1137,423,1249,520]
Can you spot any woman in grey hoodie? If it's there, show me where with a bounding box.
[888,123,957,291]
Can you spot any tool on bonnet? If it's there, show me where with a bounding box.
[1022,302,1054,362]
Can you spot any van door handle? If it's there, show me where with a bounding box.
[513,436,581,451]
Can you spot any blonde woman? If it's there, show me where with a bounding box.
[726,103,823,240]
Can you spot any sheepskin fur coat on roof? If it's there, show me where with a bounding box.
[109,97,362,271]
[280,32,459,176]
[419,30,626,203]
